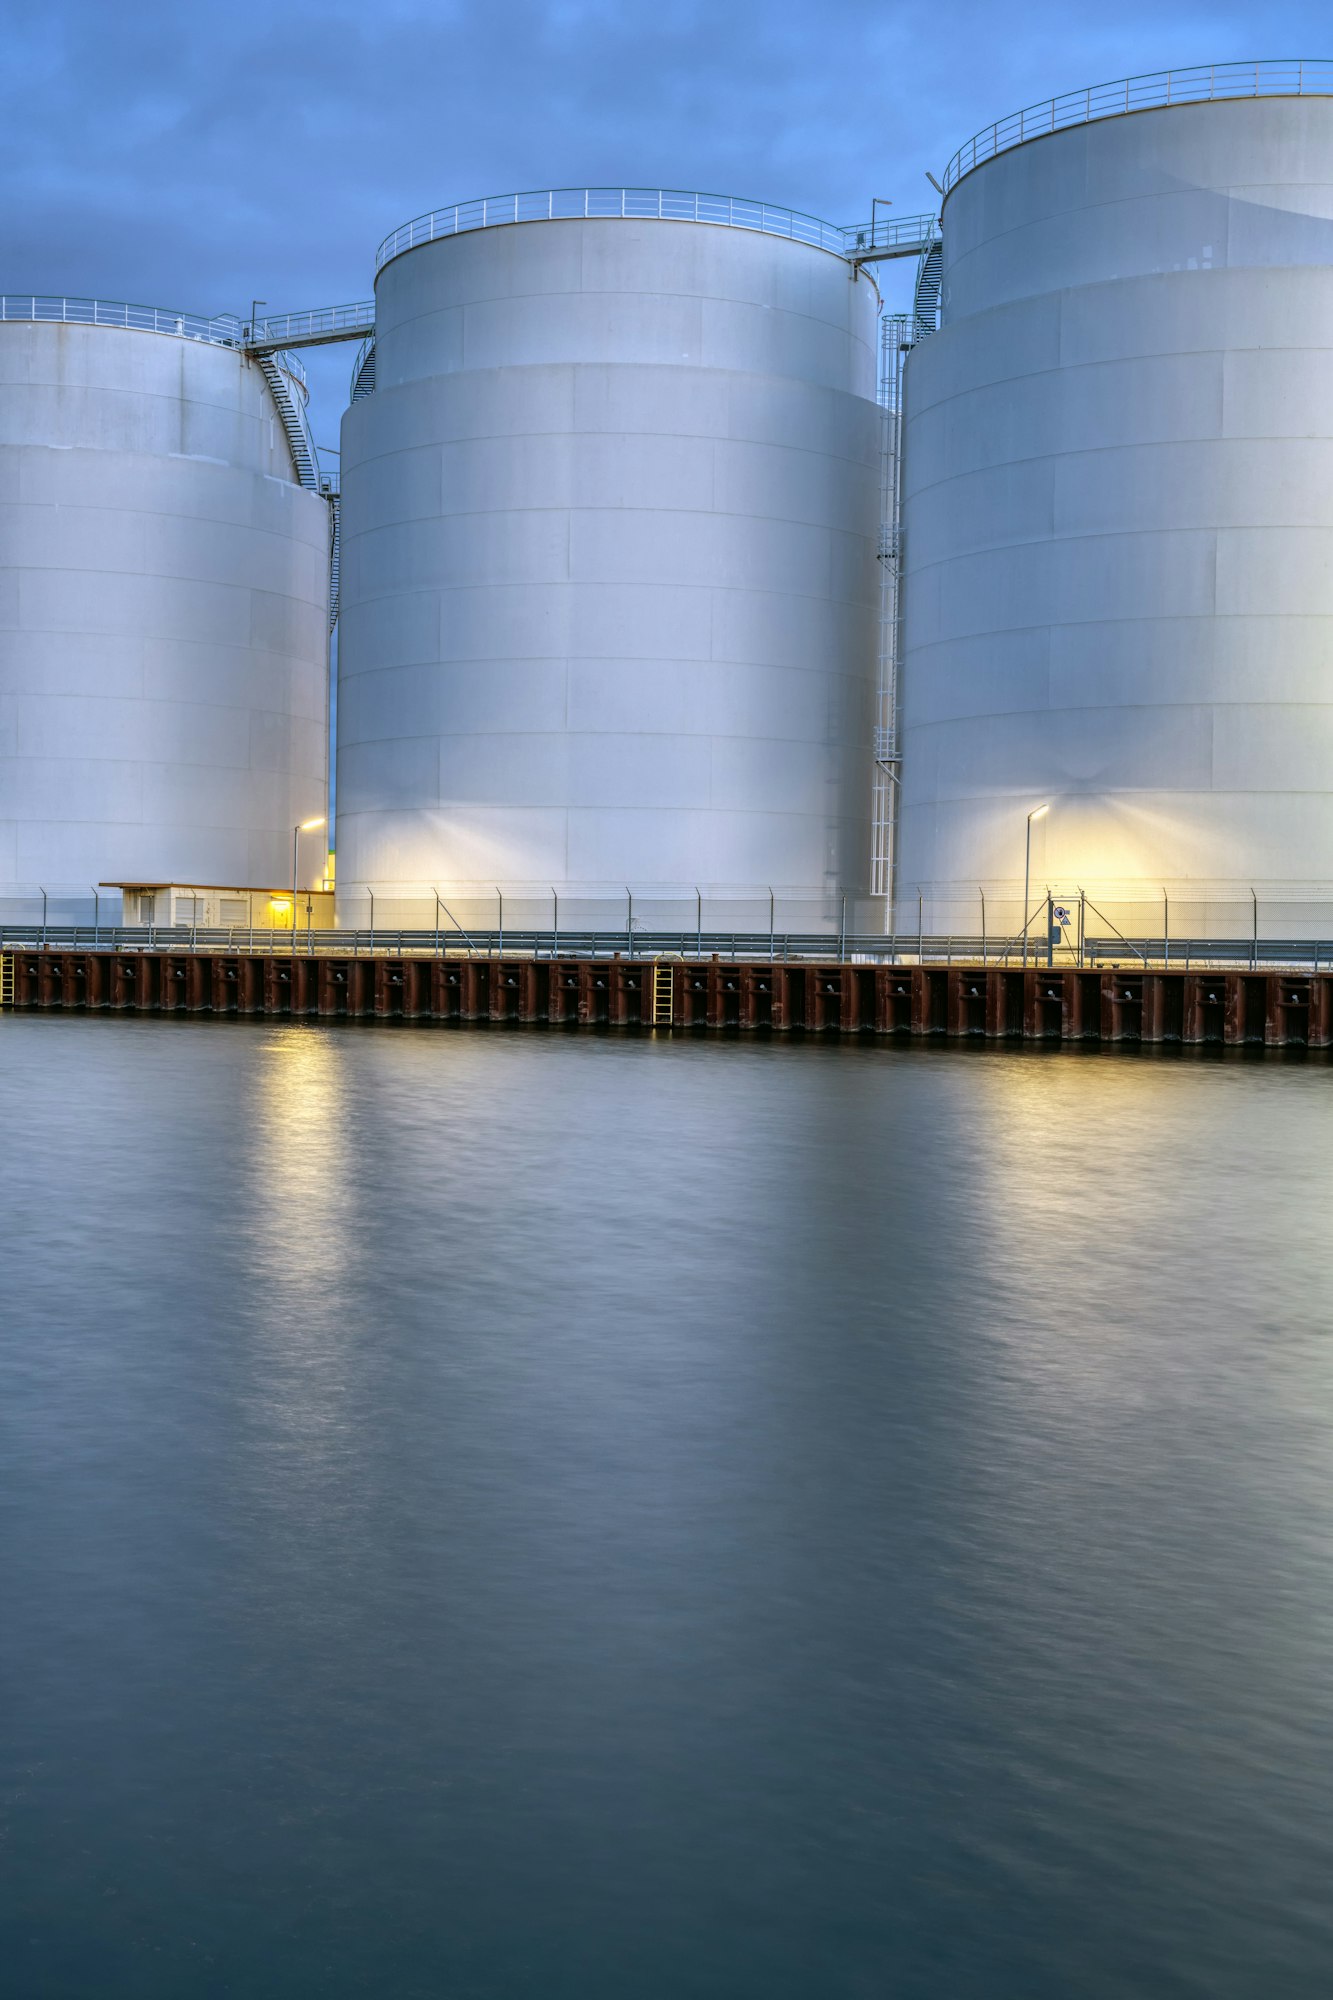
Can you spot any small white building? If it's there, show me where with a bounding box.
[105,881,336,931]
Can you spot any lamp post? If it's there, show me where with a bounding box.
[292,817,325,947]
[1022,803,1048,968]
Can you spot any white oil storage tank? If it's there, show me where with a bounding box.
[0,300,331,906]
[897,65,1333,936]
[336,190,881,922]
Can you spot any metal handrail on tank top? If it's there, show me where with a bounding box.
[943,58,1333,196]
[0,295,245,345]
[374,187,939,276]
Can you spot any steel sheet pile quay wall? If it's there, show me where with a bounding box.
[337,199,882,919]
[898,88,1333,930]
[0,315,330,894]
[4,947,1332,1048]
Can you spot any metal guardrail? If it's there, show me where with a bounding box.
[0,294,378,358]
[376,188,926,273]
[4,927,1332,969]
[1,926,883,960]
[844,213,940,261]
[244,301,377,354]
[944,58,1333,195]
[0,295,244,345]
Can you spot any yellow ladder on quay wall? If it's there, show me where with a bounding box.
[0,953,13,1008]
[651,961,673,1027]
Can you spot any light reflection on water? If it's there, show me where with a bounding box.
[2,1018,1332,1999]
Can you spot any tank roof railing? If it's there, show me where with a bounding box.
[0,294,379,359]
[944,58,1333,195]
[376,187,938,274]
[0,295,245,345]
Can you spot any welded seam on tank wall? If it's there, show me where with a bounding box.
[899,430,1331,523]
[341,418,878,474]
[900,344,1243,425]
[10,380,310,439]
[379,293,879,362]
[897,434,1322,515]
[936,187,1296,303]
[339,487,879,542]
[341,575,875,616]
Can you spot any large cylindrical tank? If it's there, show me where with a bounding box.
[0,308,330,897]
[898,85,1333,926]
[337,196,880,913]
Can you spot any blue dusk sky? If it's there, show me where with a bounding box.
[4,0,1329,442]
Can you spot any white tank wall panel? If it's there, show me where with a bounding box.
[898,96,1333,911]
[0,323,329,892]
[941,99,1333,320]
[338,218,879,899]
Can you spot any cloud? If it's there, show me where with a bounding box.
[4,0,1324,438]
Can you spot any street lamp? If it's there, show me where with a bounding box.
[292,817,325,946]
[1022,803,1048,968]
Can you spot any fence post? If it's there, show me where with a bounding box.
[497,887,503,959]
[1251,888,1257,969]
[769,886,775,963]
[839,893,847,962]
[979,886,986,964]
[1046,891,1054,968]
[1163,888,1169,968]
[551,886,559,959]
[92,886,100,947]
[626,887,633,958]
[696,887,702,958]
[917,888,923,963]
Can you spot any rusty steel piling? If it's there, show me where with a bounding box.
[2,950,1332,1049]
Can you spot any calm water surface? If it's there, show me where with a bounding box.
[2,1017,1332,1997]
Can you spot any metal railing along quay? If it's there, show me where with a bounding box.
[4,926,1333,970]
[943,58,1333,193]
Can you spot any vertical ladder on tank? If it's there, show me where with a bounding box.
[651,961,673,1027]
[872,314,909,910]
[0,953,14,1008]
